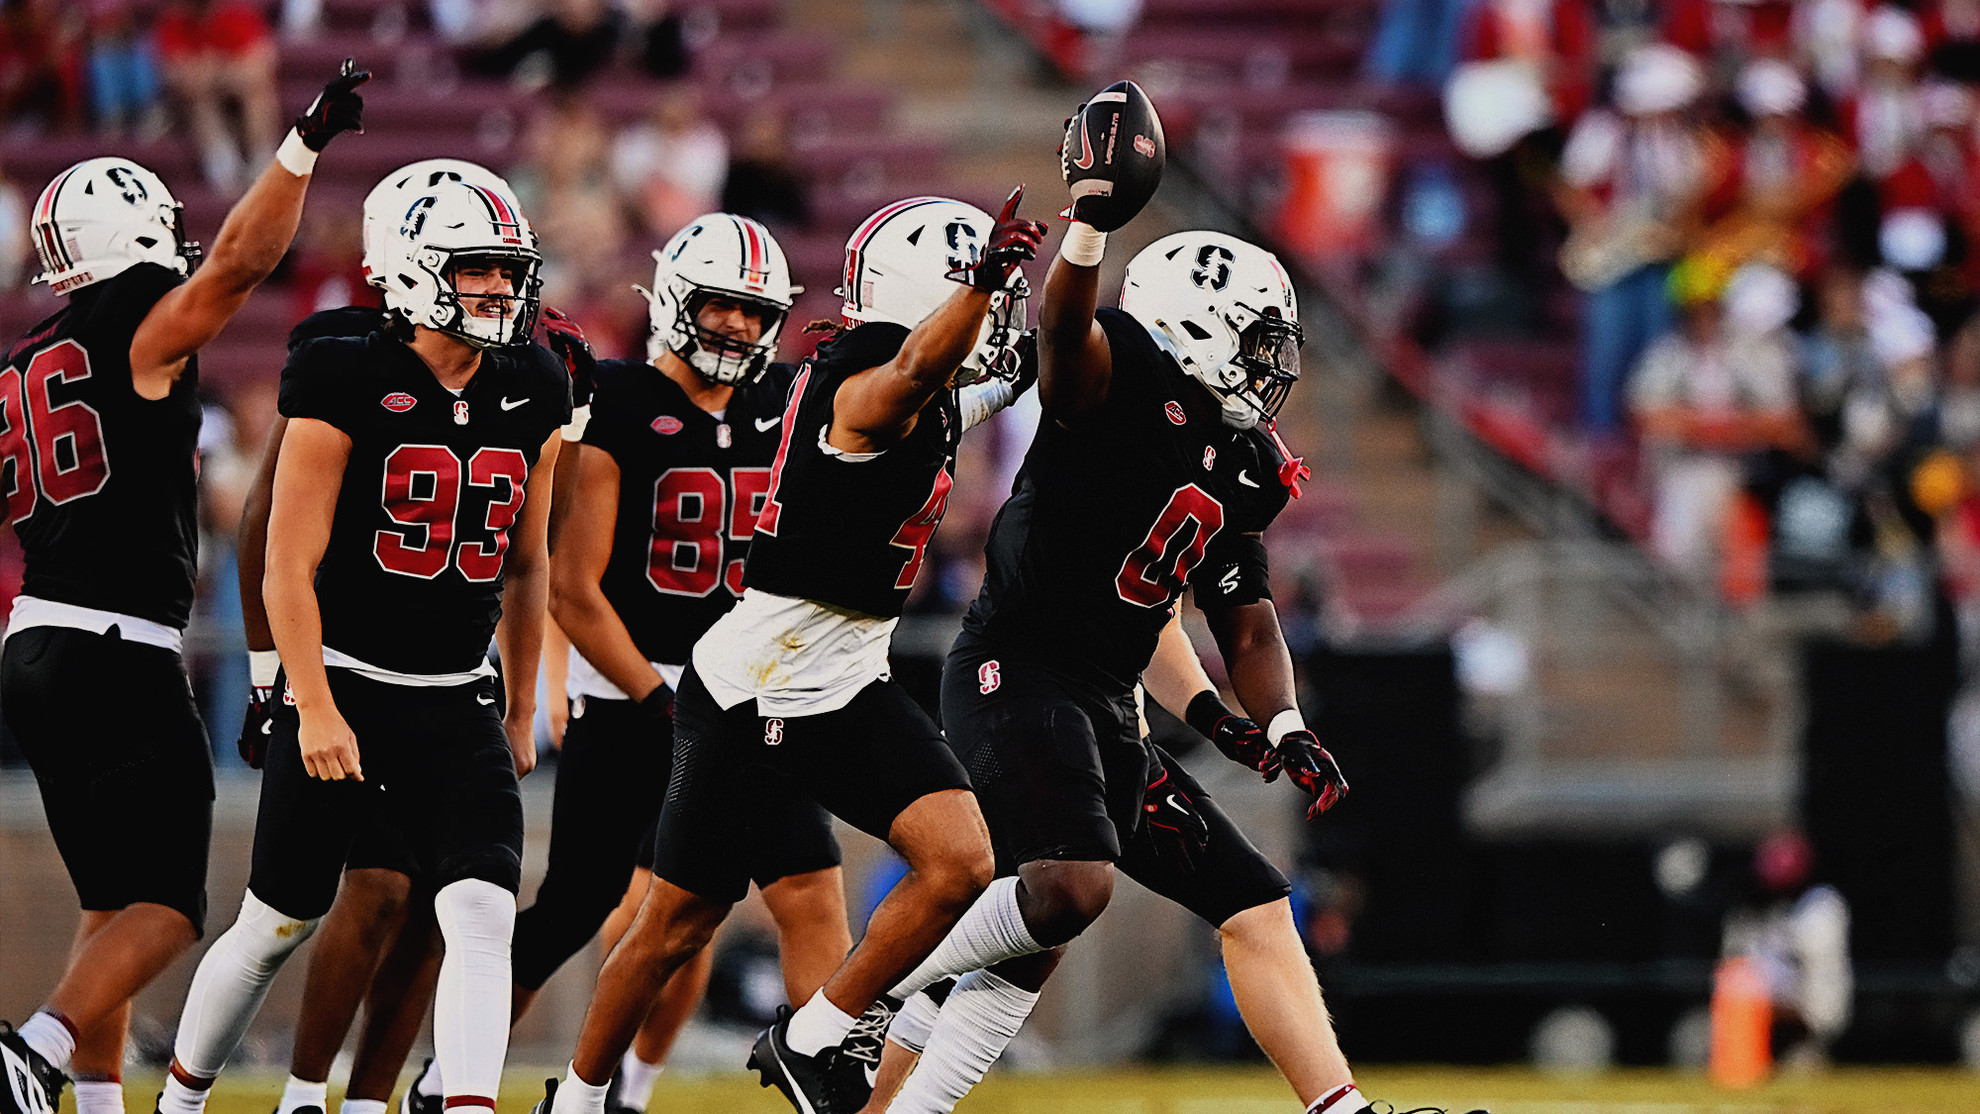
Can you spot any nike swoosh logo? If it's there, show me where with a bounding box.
[755,416,781,432]
[1166,794,1184,811]
[501,397,528,410]
[864,1064,879,1088]
[1237,470,1259,488]
[476,693,496,705]
[1074,117,1097,171]
[261,720,274,735]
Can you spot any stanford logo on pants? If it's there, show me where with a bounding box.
[978,660,1001,695]
[764,718,784,746]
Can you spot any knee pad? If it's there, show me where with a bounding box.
[434,878,516,959]
[235,890,321,968]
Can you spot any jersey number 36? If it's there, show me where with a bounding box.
[0,340,112,523]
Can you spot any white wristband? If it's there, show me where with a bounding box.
[275,129,318,177]
[1266,709,1306,745]
[249,649,281,689]
[1060,222,1107,267]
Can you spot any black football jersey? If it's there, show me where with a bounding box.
[289,305,387,350]
[741,323,963,619]
[962,307,1292,688]
[0,263,202,628]
[279,333,571,675]
[580,357,796,664]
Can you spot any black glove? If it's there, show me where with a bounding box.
[294,59,369,151]
[639,682,674,720]
[1278,730,1349,820]
[1185,691,1281,781]
[948,186,1047,293]
[540,306,596,409]
[1142,767,1210,873]
[1005,331,1038,397]
[237,684,275,769]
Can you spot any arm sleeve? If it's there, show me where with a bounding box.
[1189,530,1272,607]
[276,339,357,435]
[958,377,1017,432]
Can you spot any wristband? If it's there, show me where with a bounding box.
[562,403,591,441]
[1060,222,1107,267]
[1184,690,1236,739]
[276,129,318,176]
[1266,708,1306,745]
[639,683,673,718]
[249,649,280,689]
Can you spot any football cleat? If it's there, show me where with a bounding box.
[746,1005,845,1114]
[1370,1104,1490,1114]
[399,1059,442,1114]
[0,1021,66,1114]
[835,995,900,1105]
[526,1077,557,1114]
[600,1070,640,1114]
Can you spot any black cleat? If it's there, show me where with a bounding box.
[834,995,899,1110]
[526,1077,556,1114]
[399,1061,442,1114]
[746,1006,842,1114]
[600,1071,640,1114]
[0,1021,66,1114]
[1372,1105,1491,1114]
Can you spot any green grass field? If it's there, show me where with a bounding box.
[113,1067,1980,1114]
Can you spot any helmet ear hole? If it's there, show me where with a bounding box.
[1180,320,1214,341]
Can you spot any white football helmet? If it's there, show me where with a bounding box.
[635,213,798,384]
[838,196,1028,384]
[361,159,516,289]
[374,180,543,348]
[31,157,200,295]
[1120,230,1302,429]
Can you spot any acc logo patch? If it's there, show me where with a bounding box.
[652,415,684,435]
[764,718,785,746]
[978,660,1001,695]
[1164,400,1187,426]
[381,392,416,413]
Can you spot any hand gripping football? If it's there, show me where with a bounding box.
[1059,80,1166,232]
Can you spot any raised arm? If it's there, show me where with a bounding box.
[494,431,563,778]
[831,187,1045,453]
[264,416,358,780]
[1036,245,1115,421]
[128,64,368,398]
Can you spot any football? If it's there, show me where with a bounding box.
[1059,79,1166,232]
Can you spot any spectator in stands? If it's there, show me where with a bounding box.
[1698,59,1852,278]
[1798,0,1866,99]
[1557,43,1721,434]
[721,107,810,231]
[1366,0,1467,86]
[0,155,26,289]
[612,85,728,238]
[156,0,278,190]
[1662,0,1796,88]
[1629,258,1804,580]
[85,1,159,137]
[469,0,623,89]
[1460,0,1596,121]
[1845,5,1927,184]
[0,0,83,131]
[1801,264,1884,462]
[511,94,627,294]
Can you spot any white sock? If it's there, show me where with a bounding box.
[888,878,1041,1000]
[889,971,1040,1114]
[276,1076,327,1114]
[157,1075,210,1114]
[342,1100,388,1114]
[73,1080,124,1114]
[1308,1084,1367,1114]
[550,1064,608,1114]
[886,991,943,1055]
[783,990,857,1058]
[17,1011,75,1071]
[431,879,515,1114]
[413,1059,444,1100]
[613,1050,663,1112]
[170,891,320,1080]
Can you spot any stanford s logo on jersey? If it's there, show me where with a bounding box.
[453,400,470,425]
[652,415,683,435]
[978,660,1001,695]
[1165,401,1186,426]
[381,392,416,413]
[1203,446,1215,470]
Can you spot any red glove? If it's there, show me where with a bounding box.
[540,306,595,409]
[948,186,1047,292]
[1278,730,1349,819]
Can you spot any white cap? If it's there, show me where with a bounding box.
[1724,263,1799,336]
[1866,6,1925,64]
[1879,207,1948,271]
[1738,59,1807,117]
[1617,44,1703,116]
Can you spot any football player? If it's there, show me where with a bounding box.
[178,179,569,1114]
[0,63,368,1114]
[861,196,1373,1112]
[155,161,542,1114]
[537,191,1044,1114]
